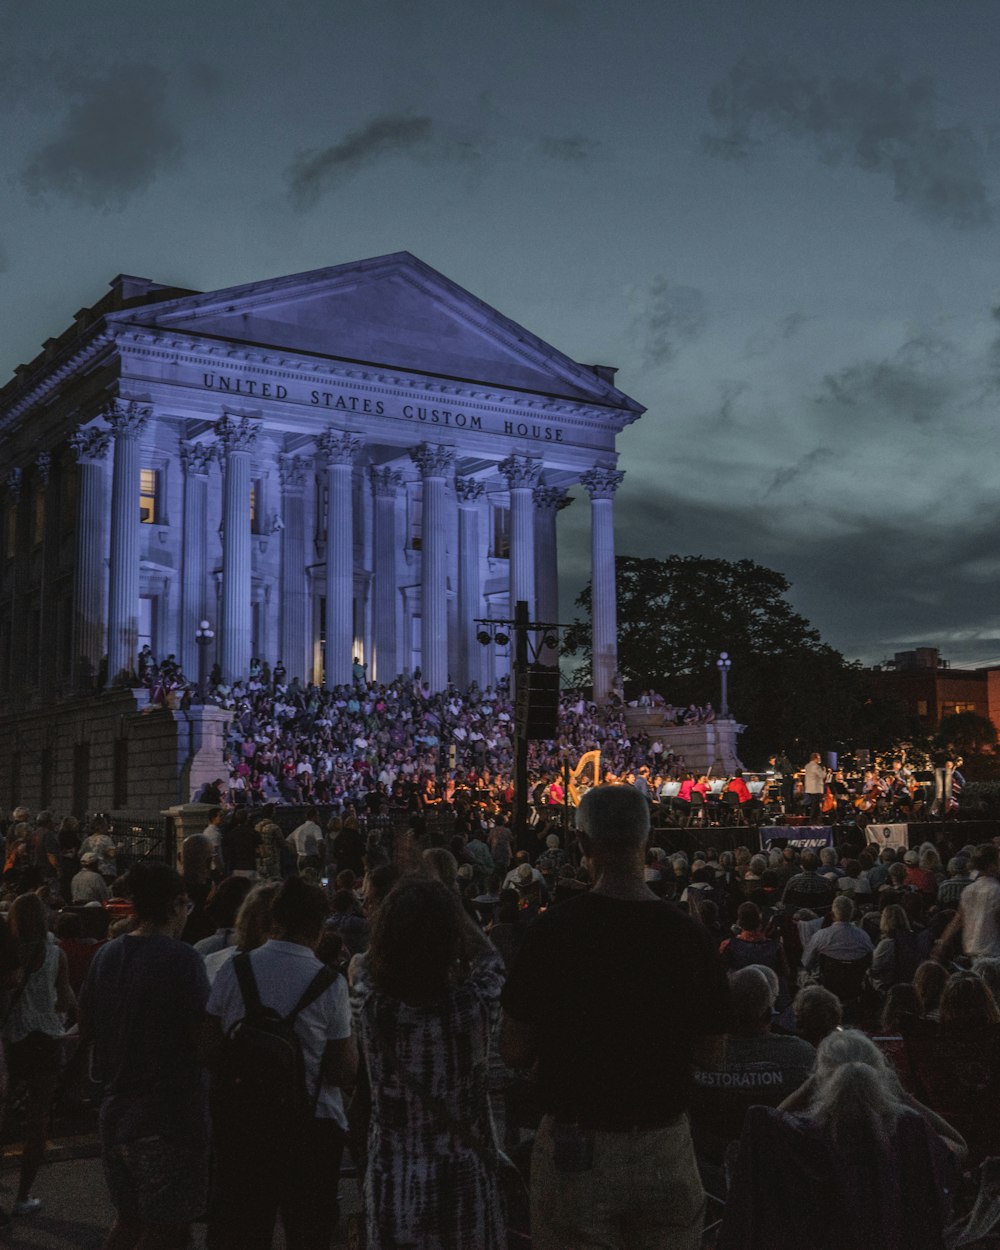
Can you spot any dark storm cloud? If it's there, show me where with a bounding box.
[540,134,598,162]
[707,379,748,429]
[288,114,445,208]
[818,329,959,425]
[704,58,993,228]
[763,447,834,498]
[21,65,181,210]
[637,277,707,366]
[606,482,1000,664]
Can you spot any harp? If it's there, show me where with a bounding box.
[567,749,601,806]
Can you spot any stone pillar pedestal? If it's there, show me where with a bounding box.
[410,444,455,692]
[69,426,111,689]
[499,455,542,618]
[580,466,625,703]
[106,401,150,686]
[317,431,362,690]
[216,416,259,682]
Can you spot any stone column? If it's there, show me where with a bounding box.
[410,443,455,692]
[35,452,57,694]
[106,400,151,686]
[534,484,570,665]
[179,442,214,681]
[580,465,625,703]
[370,467,403,683]
[278,455,310,682]
[499,454,542,617]
[69,426,111,689]
[316,429,363,690]
[215,415,260,683]
[455,477,486,689]
[4,469,22,693]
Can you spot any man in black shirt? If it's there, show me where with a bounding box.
[500,783,732,1250]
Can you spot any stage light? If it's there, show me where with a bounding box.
[494,631,509,647]
[476,630,492,647]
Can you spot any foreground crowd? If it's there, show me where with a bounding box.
[0,786,994,1249]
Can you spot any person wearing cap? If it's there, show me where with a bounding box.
[71,852,110,904]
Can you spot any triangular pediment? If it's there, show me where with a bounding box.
[119,252,641,411]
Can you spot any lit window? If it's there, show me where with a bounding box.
[250,480,263,534]
[409,489,422,550]
[492,505,510,559]
[139,469,158,524]
[916,700,928,717]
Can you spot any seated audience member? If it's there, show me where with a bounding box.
[902,971,1000,1165]
[720,903,791,1004]
[71,852,110,904]
[801,895,874,972]
[871,904,922,992]
[718,1029,965,1250]
[871,983,921,1093]
[790,985,842,1048]
[913,959,948,1020]
[782,851,836,910]
[692,966,816,1162]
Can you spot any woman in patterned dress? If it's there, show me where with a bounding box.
[352,876,506,1249]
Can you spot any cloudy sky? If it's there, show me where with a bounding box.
[3,0,1000,667]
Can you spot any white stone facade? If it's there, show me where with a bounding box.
[0,253,644,715]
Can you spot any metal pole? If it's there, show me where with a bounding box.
[721,666,729,718]
[513,599,529,850]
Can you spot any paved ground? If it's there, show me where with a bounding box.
[0,1137,363,1248]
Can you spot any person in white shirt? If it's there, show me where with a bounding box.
[286,808,323,871]
[203,876,357,1246]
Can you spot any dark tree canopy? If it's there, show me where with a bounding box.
[563,554,912,765]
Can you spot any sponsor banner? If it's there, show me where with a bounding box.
[763,826,835,850]
[867,823,908,850]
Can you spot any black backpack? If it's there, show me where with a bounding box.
[213,951,337,1131]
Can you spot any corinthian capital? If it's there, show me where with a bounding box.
[5,469,22,503]
[533,484,569,512]
[214,415,261,455]
[370,466,404,498]
[105,398,151,439]
[455,477,486,505]
[580,465,625,500]
[70,426,111,464]
[179,441,215,475]
[315,428,364,468]
[35,452,52,485]
[498,454,542,492]
[278,454,309,490]
[410,443,455,480]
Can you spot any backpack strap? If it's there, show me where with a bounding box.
[233,951,266,1021]
[283,965,337,1027]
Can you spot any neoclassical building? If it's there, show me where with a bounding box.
[0,252,644,711]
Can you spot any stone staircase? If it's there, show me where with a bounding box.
[623,707,745,774]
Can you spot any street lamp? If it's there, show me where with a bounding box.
[195,619,215,700]
[716,651,732,718]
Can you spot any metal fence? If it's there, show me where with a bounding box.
[101,811,176,868]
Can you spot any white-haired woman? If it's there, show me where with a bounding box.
[718,1029,964,1250]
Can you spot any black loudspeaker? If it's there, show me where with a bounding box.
[515,664,560,739]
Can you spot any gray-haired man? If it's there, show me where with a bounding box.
[500,783,732,1250]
